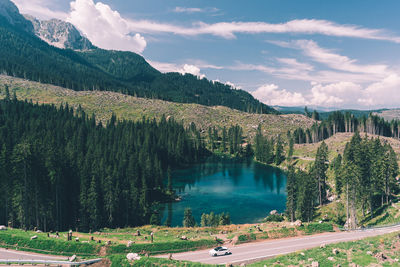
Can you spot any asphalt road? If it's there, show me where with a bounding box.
[159,224,400,265]
[0,248,68,261]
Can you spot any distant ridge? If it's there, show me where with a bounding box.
[0,0,278,114]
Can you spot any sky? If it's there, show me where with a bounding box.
[11,0,400,109]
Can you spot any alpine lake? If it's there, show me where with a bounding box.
[160,156,287,226]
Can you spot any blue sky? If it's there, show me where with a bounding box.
[12,0,400,109]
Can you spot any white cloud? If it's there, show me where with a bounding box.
[309,82,362,107]
[180,64,205,78]
[148,61,205,78]
[67,0,146,53]
[173,7,219,14]
[13,1,400,43]
[252,84,307,106]
[126,19,400,43]
[12,0,68,20]
[252,82,366,108]
[359,74,400,107]
[294,40,387,76]
[276,58,314,71]
[173,7,203,13]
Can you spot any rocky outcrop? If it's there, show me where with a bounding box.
[23,15,95,50]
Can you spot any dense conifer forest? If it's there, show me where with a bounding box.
[286,133,399,228]
[292,111,400,144]
[0,95,207,231]
[0,14,277,114]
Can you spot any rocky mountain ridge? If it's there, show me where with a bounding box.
[23,14,95,50]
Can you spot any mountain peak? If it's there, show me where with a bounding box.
[23,15,95,50]
[0,0,33,33]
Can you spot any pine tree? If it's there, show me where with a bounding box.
[331,154,342,196]
[287,137,294,161]
[314,141,328,205]
[183,208,196,227]
[274,135,284,165]
[286,165,297,222]
[167,166,173,194]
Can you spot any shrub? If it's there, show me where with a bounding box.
[302,223,334,234]
[264,214,285,222]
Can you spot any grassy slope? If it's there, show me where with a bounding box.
[249,231,400,267]
[292,132,400,166]
[0,75,314,141]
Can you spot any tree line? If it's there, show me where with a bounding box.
[207,125,252,156]
[286,132,399,229]
[292,111,400,144]
[254,125,285,165]
[0,96,207,232]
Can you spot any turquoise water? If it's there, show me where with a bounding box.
[161,157,287,226]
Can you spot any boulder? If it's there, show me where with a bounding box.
[0,225,7,230]
[292,220,302,227]
[69,255,77,262]
[269,210,278,215]
[180,236,188,240]
[328,257,335,261]
[127,241,134,247]
[231,235,239,246]
[332,248,339,255]
[75,237,79,242]
[366,251,373,255]
[312,261,319,267]
[30,235,38,240]
[126,253,141,261]
[36,230,42,233]
[300,252,305,256]
[320,243,326,248]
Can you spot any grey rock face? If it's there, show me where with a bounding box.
[24,14,95,50]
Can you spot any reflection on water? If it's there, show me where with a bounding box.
[160,156,287,226]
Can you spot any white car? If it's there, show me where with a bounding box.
[209,246,232,257]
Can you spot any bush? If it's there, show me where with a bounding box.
[237,233,257,244]
[302,223,334,234]
[107,239,217,255]
[264,214,285,222]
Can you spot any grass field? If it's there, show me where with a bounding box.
[0,222,335,258]
[248,231,400,267]
[0,75,314,141]
[289,132,400,171]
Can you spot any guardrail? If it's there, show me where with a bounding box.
[338,221,400,232]
[0,258,102,266]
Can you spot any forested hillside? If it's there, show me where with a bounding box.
[285,133,399,228]
[0,96,206,231]
[0,76,314,141]
[292,111,400,144]
[0,3,277,114]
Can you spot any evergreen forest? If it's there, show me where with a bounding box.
[0,96,207,231]
[292,111,400,144]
